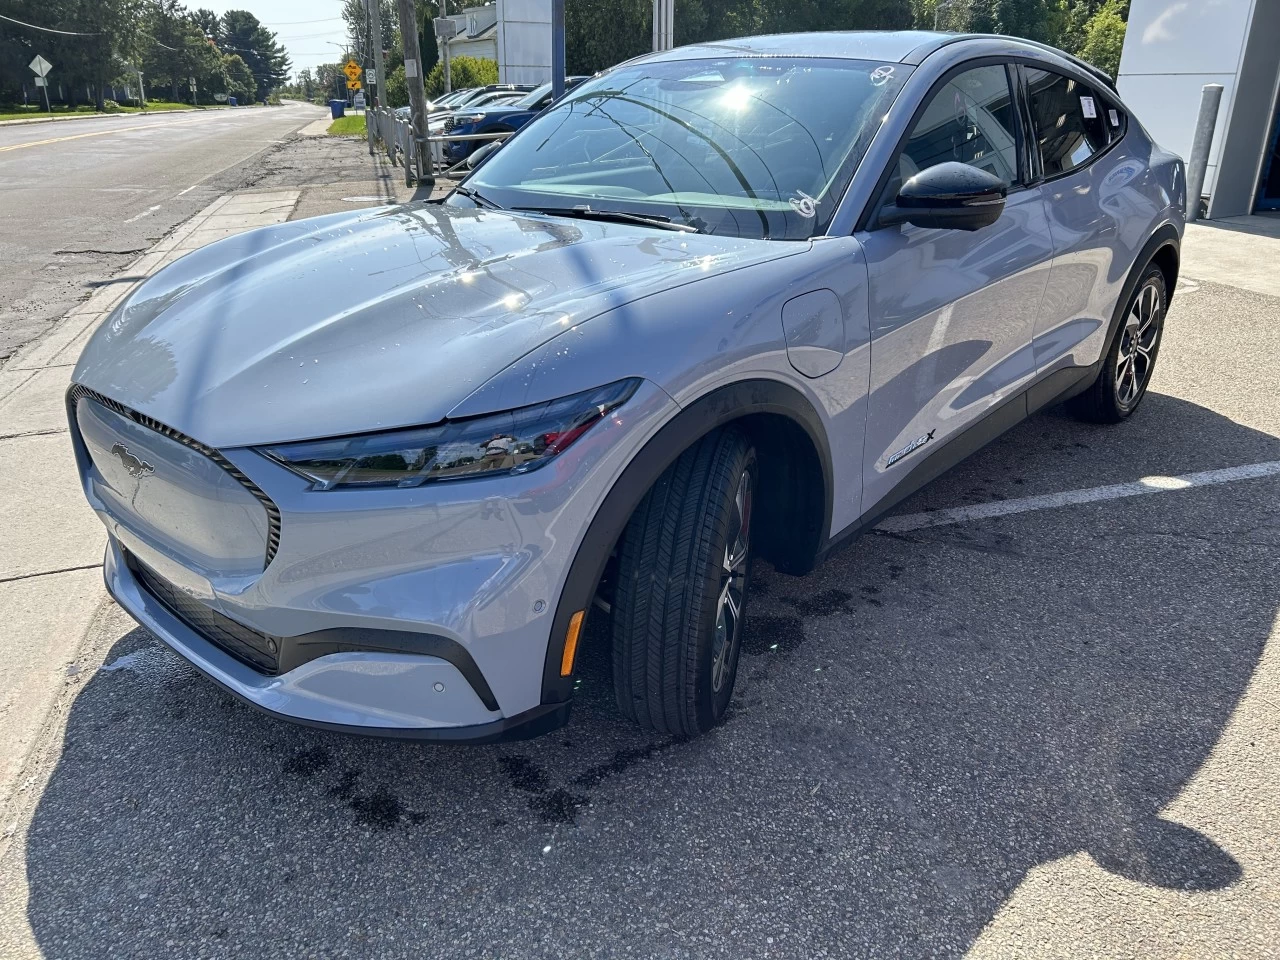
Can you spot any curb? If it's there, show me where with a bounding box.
[0,188,301,826]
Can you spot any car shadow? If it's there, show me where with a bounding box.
[17,393,1279,958]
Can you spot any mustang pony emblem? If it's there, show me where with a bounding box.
[110,443,154,478]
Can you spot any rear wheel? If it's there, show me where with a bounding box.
[611,429,756,736]
[1068,264,1167,423]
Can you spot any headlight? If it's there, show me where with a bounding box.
[260,379,639,491]
[450,113,486,125]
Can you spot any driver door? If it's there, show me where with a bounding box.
[856,62,1053,515]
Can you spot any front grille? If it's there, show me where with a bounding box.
[443,116,457,134]
[129,555,281,674]
[68,385,282,567]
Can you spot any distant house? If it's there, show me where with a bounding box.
[443,4,498,63]
[438,0,552,86]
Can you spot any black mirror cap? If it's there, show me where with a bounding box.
[881,161,1008,232]
[466,139,504,170]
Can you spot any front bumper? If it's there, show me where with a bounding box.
[72,380,679,740]
[104,538,568,741]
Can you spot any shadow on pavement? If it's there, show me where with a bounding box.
[19,395,1280,958]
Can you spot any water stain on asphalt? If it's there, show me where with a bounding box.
[281,750,424,831]
[284,745,332,779]
[498,739,686,825]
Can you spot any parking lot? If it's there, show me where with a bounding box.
[0,196,1277,958]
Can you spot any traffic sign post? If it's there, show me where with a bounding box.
[29,55,52,113]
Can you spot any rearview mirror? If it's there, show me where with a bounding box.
[878,161,1007,232]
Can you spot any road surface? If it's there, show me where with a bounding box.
[0,103,322,361]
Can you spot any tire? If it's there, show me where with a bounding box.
[611,428,757,736]
[1067,264,1168,423]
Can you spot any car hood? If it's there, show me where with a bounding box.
[74,203,801,448]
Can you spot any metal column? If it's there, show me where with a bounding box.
[552,0,565,99]
[652,0,674,52]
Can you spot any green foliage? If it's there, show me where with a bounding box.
[1077,0,1127,75]
[385,64,408,107]
[219,9,291,98]
[223,53,256,102]
[101,98,122,113]
[424,55,498,101]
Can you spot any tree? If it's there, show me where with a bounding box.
[219,10,290,99]
[223,53,255,101]
[1077,0,1126,75]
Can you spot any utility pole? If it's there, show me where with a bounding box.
[365,0,386,108]
[441,0,451,95]
[396,0,430,182]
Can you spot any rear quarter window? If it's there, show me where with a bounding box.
[1025,67,1113,178]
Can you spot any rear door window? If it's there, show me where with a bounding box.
[1025,67,1112,177]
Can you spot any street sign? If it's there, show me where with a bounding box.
[343,60,362,82]
[365,69,375,85]
[29,55,52,78]
[353,92,366,109]
[34,77,47,87]
[346,79,362,91]
[188,76,196,87]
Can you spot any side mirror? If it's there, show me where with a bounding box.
[878,161,1007,232]
[466,138,504,170]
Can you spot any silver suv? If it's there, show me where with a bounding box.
[69,31,1184,741]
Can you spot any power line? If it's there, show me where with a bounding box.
[262,17,345,26]
[0,12,100,36]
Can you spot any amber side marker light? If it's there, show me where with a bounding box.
[560,610,585,676]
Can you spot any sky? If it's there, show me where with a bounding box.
[203,0,350,77]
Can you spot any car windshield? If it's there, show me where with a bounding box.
[514,82,555,109]
[464,57,911,240]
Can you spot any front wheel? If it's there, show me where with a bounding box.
[1068,264,1167,423]
[611,429,756,736]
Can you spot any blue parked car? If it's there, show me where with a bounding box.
[441,76,589,162]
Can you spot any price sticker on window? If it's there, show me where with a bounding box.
[1108,108,1120,127]
[1080,96,1097,119]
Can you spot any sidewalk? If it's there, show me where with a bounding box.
[0,190,301,818]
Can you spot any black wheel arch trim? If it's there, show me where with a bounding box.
[540,378,835,705]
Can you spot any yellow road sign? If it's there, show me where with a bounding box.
[346,79,362,90]
[343,60,362,81]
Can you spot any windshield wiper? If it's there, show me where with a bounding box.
[452,184,501,209]
[511,205,699,233]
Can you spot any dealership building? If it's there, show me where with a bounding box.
[1118,0,1280,219]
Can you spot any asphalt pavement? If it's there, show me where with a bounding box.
[0,103,319,362]
[1,132,1278,957]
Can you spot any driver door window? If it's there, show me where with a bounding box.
[888,65,1021,199]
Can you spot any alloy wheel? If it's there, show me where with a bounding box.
[711,468,752,694]
[1115,280,1162,407]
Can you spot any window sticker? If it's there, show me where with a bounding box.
[870,65,895,87]
[1108,108,1120,127]
[1080,96,1097,119]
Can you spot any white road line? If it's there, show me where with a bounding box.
[877,460,1280,533]
[123,204,162,224]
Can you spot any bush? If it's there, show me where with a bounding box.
[424,55,498,101]
[384,64,407,107]
[101,99,122,113]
